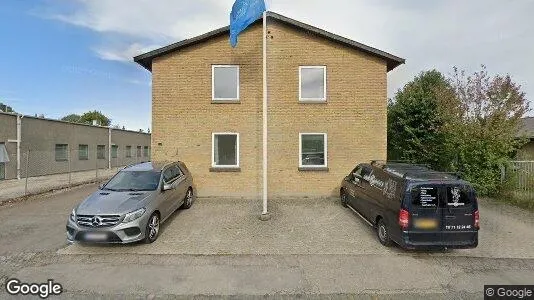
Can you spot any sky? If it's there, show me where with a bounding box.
[0,0,532,130]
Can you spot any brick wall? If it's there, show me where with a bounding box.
[151,20,388,198]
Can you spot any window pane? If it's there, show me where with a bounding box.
[213,66,238,99]
[79,144,89,160]
[214,135,237,166]
[301,135,325,166]
[55,144,68,161]
[137,146,142,157]
[97,145,106,159]
[411,186,438,207]
[111,145,118,158]
[301,67,325,99]
[143,146,149,157]
[126,146,132,158]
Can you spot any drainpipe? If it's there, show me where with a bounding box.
[108,127,112,169]
[7,114,22,179]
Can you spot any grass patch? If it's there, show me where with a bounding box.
[495,190,534,211]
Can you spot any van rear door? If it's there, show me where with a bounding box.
[440,185,478,243]
[408,185,442,242]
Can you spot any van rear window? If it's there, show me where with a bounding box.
[411,186,438,207]
[446,186,471,207]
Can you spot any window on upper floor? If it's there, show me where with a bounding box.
[212,65,239,101]
[299,133,327,168]
[299,66,327,102]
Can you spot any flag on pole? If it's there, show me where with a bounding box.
[230,0,266,47]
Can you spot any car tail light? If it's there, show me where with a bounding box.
[398,209,410,230]
[474,210,480,229]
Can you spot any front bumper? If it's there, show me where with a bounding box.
[66,215,149,244]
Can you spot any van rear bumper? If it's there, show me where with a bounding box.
[399,231,478,249]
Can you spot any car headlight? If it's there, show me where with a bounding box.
[69,209,76,222]
[122,208,146,223]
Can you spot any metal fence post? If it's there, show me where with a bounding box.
[24,149,30,196]
[68,146,72,187]
[95,150,99,179]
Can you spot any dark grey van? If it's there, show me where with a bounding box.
[340,161,479,249]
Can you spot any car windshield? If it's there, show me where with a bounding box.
[103,171,161,191]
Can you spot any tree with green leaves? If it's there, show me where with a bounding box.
[0,102,15,113]
[388,66,529,195]
[60,111,111,127]
[387,70,456,170]
[61,114,82,123]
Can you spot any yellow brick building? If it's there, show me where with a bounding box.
[135,12,404,198]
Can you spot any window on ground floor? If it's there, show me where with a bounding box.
[55,144,68,161]
[143,146,149,157]
[299,133,327,168]
[78,144,89,160]
[111,145,118,158]
[212,133,239,168]
[126,146,132,158]
[97,145,106,159]
[299,66,327,101]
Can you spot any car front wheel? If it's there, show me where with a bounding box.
[340,190,348,207]
[144,213,160,244]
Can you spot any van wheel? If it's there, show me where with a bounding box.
[377,219,393,247]
[340,190,348,207]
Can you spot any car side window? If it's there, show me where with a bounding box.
[351,166,363,179]
[175,166,184,177]
[163,167,174,183]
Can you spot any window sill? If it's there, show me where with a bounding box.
[210,167,241,172]
[299,100,327,104]
[212,100,241,104]
[299,167,329,172]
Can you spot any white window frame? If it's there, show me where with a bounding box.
[299,66,327,102]
[299,133,328,168]
[212,65,240,101]
[212,132,240,168]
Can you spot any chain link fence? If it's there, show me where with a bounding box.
[13,146,150,197]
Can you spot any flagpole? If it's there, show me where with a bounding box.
[261,10,270,220]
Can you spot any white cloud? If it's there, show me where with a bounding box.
[43,0,534,100]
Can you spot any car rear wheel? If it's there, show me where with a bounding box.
[144,213,160,244]
[377,219,393,247]
[181,188,193,209]
[340,190,348,207]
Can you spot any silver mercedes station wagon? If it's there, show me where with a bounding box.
[66,161,195,244]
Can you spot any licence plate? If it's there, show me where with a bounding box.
[84,232,107,241]
[414,218,438,230]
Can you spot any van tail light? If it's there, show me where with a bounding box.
[398,209,410,230]
[474,210,480,229]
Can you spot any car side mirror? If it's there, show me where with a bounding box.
[162,183,173,191]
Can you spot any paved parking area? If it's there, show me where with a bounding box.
[59,195,534,259]
[1,184,533,298]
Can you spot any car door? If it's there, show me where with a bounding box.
[160,166,178,219]
[345,165,363,212]
[170,165,188,211]
[355,165,375,220]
